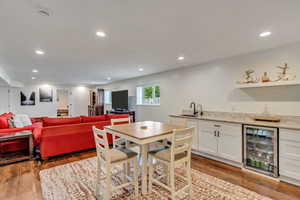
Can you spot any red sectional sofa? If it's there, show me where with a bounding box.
[0,113,129,160]
[36,114,129,160]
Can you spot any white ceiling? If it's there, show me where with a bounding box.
[1,0,300,85]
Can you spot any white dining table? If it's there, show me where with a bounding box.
[104,121,185,195]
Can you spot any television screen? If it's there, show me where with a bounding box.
[112,90,128,110]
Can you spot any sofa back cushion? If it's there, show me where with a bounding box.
[81,115,106,123]
[43,117,81,127]
[0,117,9,129]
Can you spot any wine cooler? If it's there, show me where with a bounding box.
[243,125,279,177]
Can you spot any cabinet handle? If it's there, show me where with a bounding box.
[214,130,216,137]
[214,124,221,128]
[217,131,220,137]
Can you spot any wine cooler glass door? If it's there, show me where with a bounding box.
[244,125,278,177]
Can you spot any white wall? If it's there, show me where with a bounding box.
[102,42,300,122]
[0,84,91,117]
[0,87,9,114]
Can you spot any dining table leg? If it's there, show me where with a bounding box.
[141,143,149,195]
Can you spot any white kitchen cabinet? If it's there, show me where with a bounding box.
[198,120,242,163]
[198,120,218,155]
[218,122,242,163]
[279,128,300,186]
[169,116,242,164]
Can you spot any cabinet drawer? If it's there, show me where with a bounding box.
[198,120,221,131]
[219,122,241,136]
[280,157,300,180]
[280,128,300,142]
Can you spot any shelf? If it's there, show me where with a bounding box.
[236,80,300,88]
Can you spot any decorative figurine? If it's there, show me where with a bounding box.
[261,72,270,82]
[237,69,258,84]
[275,63,296,81]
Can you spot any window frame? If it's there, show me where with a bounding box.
[136,84,160,106]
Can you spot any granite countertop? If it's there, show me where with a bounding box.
[170,112,300,131]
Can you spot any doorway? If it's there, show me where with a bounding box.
[56,88,70,117]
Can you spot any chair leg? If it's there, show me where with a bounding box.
[187,160,192,198]
[95,159,101,199]
[105,164,112,200]
[133,157,139,198]
[123,162,127,183]
[148,158,153,193]
[170,165,176,200]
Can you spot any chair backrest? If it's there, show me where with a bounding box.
[93,126,110,161]
[111,117,131,125]
[170,127,194,161]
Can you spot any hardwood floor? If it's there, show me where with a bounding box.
[0,151,299,200]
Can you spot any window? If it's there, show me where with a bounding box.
[136,85,160,105]
[104,90,112,104]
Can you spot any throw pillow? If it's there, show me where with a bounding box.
[13,114,32,128]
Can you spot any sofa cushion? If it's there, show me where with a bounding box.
[43,117,81,127]
[81,115,106,123]
[13,114,32,128]
[0,112,14,129]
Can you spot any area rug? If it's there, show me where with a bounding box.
[40,157,272,200]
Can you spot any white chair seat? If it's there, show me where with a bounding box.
[105,148,138,163]
[149,148,187,162]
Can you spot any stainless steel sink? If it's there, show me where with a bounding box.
[180,114,197,117]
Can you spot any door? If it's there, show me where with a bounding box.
[56,88,70,117]
[218,123,242,163]
[198,121,218,155]
[186,119,198,151]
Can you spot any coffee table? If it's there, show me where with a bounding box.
[0,130,33,165]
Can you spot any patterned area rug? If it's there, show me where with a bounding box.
[40,157,272,200]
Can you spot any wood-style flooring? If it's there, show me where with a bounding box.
[0,150,299,200]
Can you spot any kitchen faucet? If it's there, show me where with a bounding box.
[190,102,198,116]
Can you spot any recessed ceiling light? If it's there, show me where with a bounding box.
[259,31,272,37]
[177,56,185,60]
[138,68,144,72]
[107,77,111,81]
[96,31,106,37]
[35,49,45,55]
[32,69,38,73]
[32,77,36,80]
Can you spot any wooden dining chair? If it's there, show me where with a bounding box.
[93,126,139,200]
[111,117,141,153]
[148,127,194,200]
[111,117,131,148]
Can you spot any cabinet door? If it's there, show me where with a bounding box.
[218,122,242,163]
[280,129,300,181]
[198,121,218,155]
[186,120,198,151]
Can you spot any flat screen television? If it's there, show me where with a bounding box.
[112,90,128,110]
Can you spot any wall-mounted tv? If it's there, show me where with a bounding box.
[112,90,128,110]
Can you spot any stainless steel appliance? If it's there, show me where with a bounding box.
[243,125,279,177]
